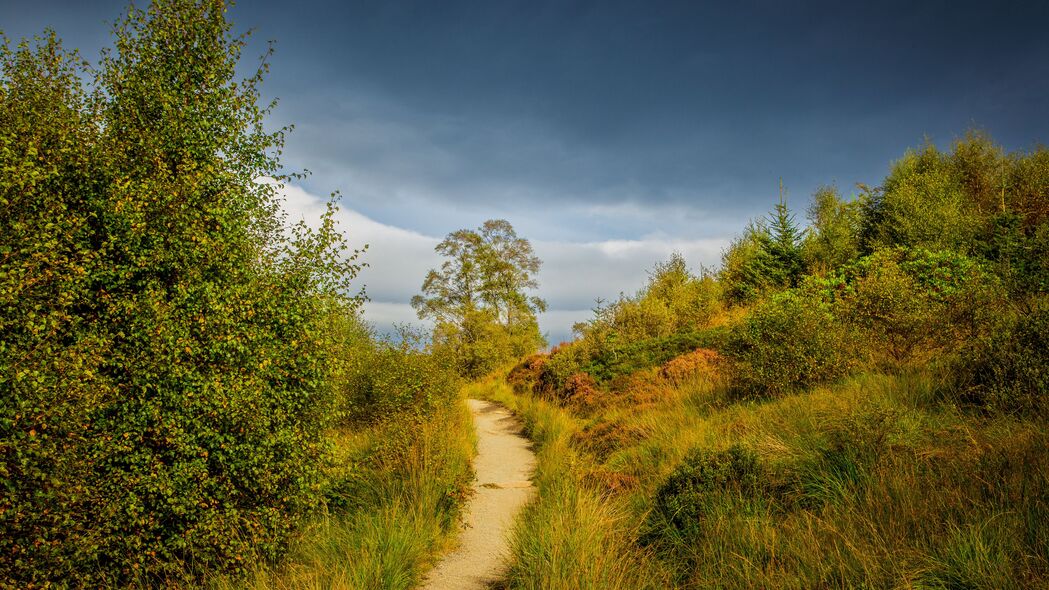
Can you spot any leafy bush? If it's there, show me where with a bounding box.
[576,254,722,358]
[956,301,1049,416]
[862,142,980,252]
[828,248,1001,364]
[540,342,589,391]
[646,254,724,330]
[562,372,601,407]
[507,353,549,395]
[340,329,461,424]
[803,185,863,273]
[572,420,649,461]
[976,212,1049,297]
[506,341,595,405]
[432,310,508,379]
[584,328,727,383]
[432,307,544,379]
[645,445,763,546]
[0,4,363,585]
[725,290,857,397]
[660,348,722,385]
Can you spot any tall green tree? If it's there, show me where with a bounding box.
[720,221,778,304]
[803,185,862,273]
[412,228,486,324]
[0,1,363,585]
[862,141,979,252]
[720,186,806,303]
[478,219,548,327]
[413,219,546,376]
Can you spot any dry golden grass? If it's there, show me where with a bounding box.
[486,367,1049,589]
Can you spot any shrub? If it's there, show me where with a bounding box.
[574,254,723,360]
[428,303,545,380]
[572,421,649,461]
[660,348,722,385]
[584,328,727,383]
[956,301,1049,416]
[725,290,857,397]
[0,4,363,585]
[608,368,669,407]
[507,353,549,395]
[976,212,1049,297]
[863,142,980,252]
[538,342,588,397]
[803,185,863,273]
[563,372,601,407]
[829,247,1002,365]
[645,445,764,546]
[341,330,461,424]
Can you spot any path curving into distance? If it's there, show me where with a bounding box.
[422,398,537,590]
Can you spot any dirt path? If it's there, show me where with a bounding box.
[422,398,536,590]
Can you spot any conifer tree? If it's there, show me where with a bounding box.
[766,180,806,287]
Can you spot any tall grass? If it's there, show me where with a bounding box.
[212,400,475,590]
[467,377,670,590]
[493,366,1049,589]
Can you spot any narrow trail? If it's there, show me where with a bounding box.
[422,398,537,590]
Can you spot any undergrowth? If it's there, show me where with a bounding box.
[210,400,475,590]
[468,377,671,590]
[493,366,1049,589]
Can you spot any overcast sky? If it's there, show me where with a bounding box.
[5,0,1049,343]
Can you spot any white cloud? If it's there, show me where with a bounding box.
[265,178,441,304]
[533,236,726,311]
[362,301,432,331]
[539,308,593,346]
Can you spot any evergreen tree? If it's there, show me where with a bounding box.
[766,181,806,287]
[720,221,779,303]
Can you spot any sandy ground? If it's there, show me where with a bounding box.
[421,398,537,590]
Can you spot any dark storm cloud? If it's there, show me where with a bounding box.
[242,0,1049,218]
[6,0,1049,341]
[7,0,1048,230]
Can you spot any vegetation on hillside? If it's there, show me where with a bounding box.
[503,131,1048,588]
[4,0,1046,588]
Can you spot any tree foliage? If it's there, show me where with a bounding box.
[766,191,806,287]
[726,289,858,397]
[0,2,363,585]
[803,185,862,273]
[720,192,806,303]
[719,222,778,304]
[577,253,721,357]
[957,301,1049,416]
[413,219,546,377]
